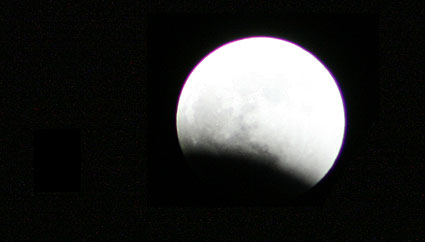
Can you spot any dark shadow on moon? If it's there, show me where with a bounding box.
[184,150,311,206]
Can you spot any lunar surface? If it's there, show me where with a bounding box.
[176,37,345,199]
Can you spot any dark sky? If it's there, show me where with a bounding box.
[3,5,424,240]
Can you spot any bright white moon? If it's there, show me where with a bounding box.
[176,37,345,196]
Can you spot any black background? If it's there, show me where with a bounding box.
[2,2,425,240]
[33,129,81,192]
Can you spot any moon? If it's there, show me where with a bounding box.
[176,36,345,200]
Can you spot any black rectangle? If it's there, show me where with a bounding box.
[33,129,81,192]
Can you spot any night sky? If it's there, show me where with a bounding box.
[2,4,424,240]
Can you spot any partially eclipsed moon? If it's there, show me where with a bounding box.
[176,37,345,198]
